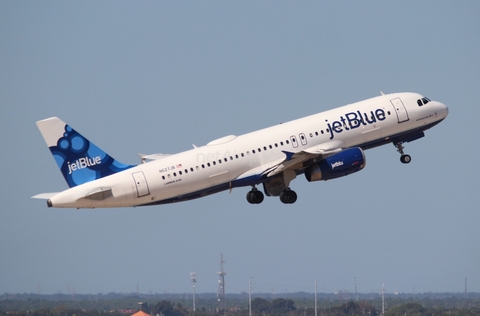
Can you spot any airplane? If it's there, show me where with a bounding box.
[32,92,448,208]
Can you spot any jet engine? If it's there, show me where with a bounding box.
[304,147,366,182]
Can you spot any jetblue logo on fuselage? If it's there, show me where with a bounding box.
[67,156,102,174]
[327,109,386,140]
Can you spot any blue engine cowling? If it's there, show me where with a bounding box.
[304,147,366,182]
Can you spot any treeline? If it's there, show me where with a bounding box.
[2,294,480,316]
[2,300,480,316]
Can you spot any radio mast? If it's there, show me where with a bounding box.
[217,254,227,315]
[190,272,197,312]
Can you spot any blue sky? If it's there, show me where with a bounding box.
[1,1,479,295]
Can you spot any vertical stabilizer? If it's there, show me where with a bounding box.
[36,117,135,188]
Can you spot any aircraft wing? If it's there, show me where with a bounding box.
[233,140,347,183]
[302,140,346,155]
[266,140,347,177]
[233,157,286,184]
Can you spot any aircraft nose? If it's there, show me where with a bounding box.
[439,101,449,118]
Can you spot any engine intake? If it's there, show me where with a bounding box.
[305,147,366,182]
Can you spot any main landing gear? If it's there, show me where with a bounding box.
[279,189,297,204]
[394,142,411,164]
[246,187,264,204]
[246,186,297,204]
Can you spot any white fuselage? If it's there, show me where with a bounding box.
[48,92,448,208]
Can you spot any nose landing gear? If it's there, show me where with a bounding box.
[394,142,411,164]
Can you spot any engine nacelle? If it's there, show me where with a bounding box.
[305,147,366,182]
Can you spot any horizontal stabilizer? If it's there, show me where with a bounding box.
[31,193,59,199]
[137,153,171,163]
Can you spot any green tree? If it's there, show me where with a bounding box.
[251,298,270,315]
[385,303,426,316]
[271,298,295,315]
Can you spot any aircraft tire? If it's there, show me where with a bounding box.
[280,190,297,204]
[400,154,411,164]
[247,190,264,204]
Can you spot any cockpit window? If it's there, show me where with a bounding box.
[417,97,431,106]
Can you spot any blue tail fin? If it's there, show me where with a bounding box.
[36,117,136,188]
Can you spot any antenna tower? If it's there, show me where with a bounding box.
[217,254,227,315]
[249,277,252,316]
[190,272,197,312]
[354,277,358,301]
[381,283,385,315]
[314,279,318,316]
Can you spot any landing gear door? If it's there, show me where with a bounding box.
[390,98,409,123]
[132,171,150,197]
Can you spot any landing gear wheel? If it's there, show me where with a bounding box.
[400,154,411,164]
[246,188,264,204]
[394,142,411,164]
[280,190,297,204]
